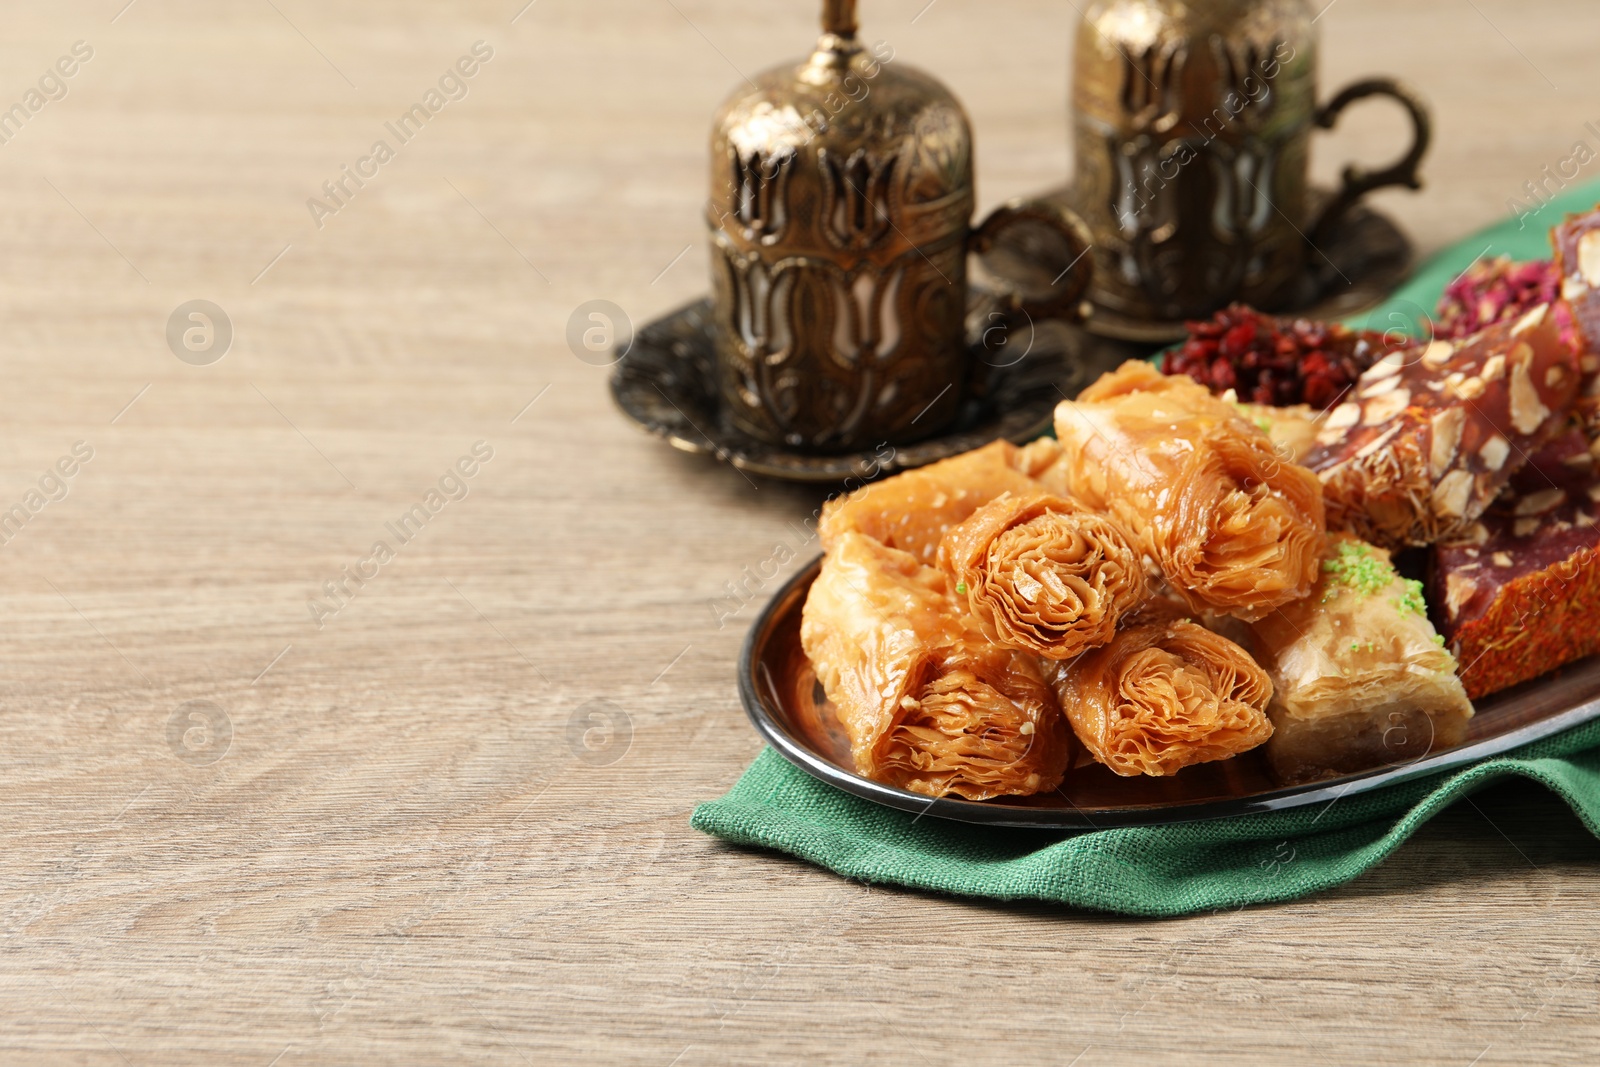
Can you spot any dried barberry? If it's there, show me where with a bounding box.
[1163,305,1409,410]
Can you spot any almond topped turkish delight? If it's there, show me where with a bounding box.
[1431,416,1600,699]
[1553,206,1600,369]
[1304,305,1580,548]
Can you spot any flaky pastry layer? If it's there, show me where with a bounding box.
[800,531,1070,799]
[1047,362,1325,621]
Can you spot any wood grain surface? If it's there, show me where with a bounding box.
[0,0,1596,1063]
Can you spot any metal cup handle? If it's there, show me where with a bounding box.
[1308,77,1432,248]
[967,197,1096,323]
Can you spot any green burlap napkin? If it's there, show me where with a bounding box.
[692,180,1600,916]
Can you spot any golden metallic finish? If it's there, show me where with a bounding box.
[821,0,857,37]
[1066,0,1431,323]
[706,2,1094,453]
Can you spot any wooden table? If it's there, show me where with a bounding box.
[1,0,1596,1062]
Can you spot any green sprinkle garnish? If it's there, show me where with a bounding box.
[1255,417,1273,433]
[1321,541,1431,616]
[1433,634,1447,647]
[955,583,967,595]
[1395,578,1427,618]
[1321,540,1395,600]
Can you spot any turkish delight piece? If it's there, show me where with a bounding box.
[1553,206,1600,372]
[1432,419,1600,699]
[1248,534,1472,784]
[1304,305,1581,548]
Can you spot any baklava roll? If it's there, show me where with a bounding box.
[1045,613,1274,777]
[1048,361,1325,621]
[1234,401,1321,466]
[939,490,1146,659]
[818,440,1041,565]
[1250,534,1473,783]
[801,532,1070,799]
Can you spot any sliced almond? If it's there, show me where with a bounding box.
[1354,422,1403,461]
[1579,511,1598,528]
[1365,352,1406,380]
[1580,230,1600,286]
[1431,469,1474,518]
[1316,402,1361,442]
[1362,389,1410,426]
[1464,522,1490,545]
[1511,303,1549,336]
[1360,374,1403,399]
[1479,435,1511,471]
[1456,376,1487,400]
[1546,364,1569,389]
[1509,358,1552,435]
[1515,488,1566,515]
[1421,339,1455,370]
[1565,275,1589,302]
[1445,573,1478,618]
[1481,354,1506,382]
[1514,517,1541,537]
[1588,483,1600,503]
[1492,551,1513,567]
[1429,408,1465,478]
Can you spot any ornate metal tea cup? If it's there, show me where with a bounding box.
[1067,0,1431,323]
[707,0,1095,453]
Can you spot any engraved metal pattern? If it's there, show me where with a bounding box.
[608,296,1137,483]
[707,4,979,452]
[700,1,1098,453]
[1067,0,1428,326]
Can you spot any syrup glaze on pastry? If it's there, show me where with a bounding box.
[1045,613,1274,778]
[801,531,1070,800]
[939,490,1146,660]
[1047,361,1326,622]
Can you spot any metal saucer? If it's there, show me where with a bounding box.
[1039,186,1416,344]
[608,295,1143,484]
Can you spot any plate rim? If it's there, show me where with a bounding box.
[739,555,1600,830]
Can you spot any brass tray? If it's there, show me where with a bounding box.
[741,557,1600,829]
